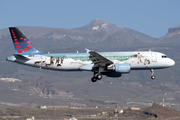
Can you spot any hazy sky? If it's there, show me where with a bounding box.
[1,0,180,38]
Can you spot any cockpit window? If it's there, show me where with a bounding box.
[162,55,167,58]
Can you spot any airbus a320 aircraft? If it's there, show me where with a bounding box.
[6,27,175,82]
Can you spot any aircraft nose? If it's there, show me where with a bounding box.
[168,58,175,67]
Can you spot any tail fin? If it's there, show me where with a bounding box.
[9,27,41,54]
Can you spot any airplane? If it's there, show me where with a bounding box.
[6,27,175,82]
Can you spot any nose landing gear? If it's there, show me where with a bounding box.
[150,69,155,80]
[151,75,155,79]
[91,72,102,82]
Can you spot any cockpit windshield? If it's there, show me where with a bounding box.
[162,55,167,58]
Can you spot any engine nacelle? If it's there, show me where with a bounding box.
[107,63,131,74]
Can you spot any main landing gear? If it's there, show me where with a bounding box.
[91,72,102,82]
[150,69,155,80]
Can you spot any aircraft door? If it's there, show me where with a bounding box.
[41,55,46,65]
[151,53,157,62]
[44,56,52,66]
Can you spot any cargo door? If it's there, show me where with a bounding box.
[41,55,46,65]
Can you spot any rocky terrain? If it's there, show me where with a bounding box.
[0,104,179,120]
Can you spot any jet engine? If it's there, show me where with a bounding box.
[107,63,131,74]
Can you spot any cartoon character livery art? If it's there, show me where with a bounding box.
[6,27,175,82]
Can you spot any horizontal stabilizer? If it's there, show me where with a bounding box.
[13,54,30,60]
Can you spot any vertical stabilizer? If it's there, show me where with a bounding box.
[9,27,41,54]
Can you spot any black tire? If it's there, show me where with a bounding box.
[151,75,155,80]
[91,77,97,82]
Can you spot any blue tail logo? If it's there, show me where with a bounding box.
[9,27,41,54]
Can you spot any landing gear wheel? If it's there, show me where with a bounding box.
[91,77,97,82]
[150,69,155,80]
[97,74,102,80]
[151,75,155,80]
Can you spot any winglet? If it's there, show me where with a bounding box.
[85,48,91,53]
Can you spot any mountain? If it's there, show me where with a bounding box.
[0,19,157,54]
[158,25,180,45]
[78,19,155,42]
[78,18,124,35]
[100,29,154,48]
[78,19,105,30]
[0,19,158,53]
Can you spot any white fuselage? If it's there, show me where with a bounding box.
[7,51,175,71]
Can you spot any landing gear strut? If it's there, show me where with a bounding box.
[91,72,102,82]
[150,69,155,80]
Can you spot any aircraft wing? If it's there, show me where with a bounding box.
[89,51,113,68]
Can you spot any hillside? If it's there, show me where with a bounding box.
[120,103,180,119]
[0,19,157,52]
[158,25,180,45]
[0,104,179,120]
[142,103,180,119]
